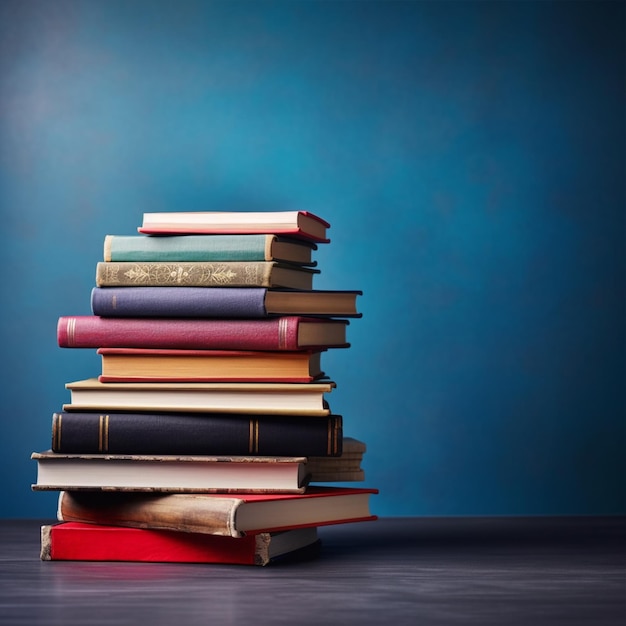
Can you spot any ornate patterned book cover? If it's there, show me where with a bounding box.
[95,261,317,289]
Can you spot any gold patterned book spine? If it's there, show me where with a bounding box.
[95,261,273,287]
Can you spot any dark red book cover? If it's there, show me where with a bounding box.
[57,316,348,350]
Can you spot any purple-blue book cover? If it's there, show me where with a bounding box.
[91,287,268,318]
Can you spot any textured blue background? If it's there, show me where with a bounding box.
[0,0,623,518]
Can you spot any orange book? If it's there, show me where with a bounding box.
[97,348,325,383]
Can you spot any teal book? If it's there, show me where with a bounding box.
[104,234,317,265]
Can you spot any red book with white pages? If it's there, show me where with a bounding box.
[56,487,378,537]
[41,523,321,566]
[138,211,331,243]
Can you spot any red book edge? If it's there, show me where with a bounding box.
[96,348,325,357]
[137,226,330,244]
[98,375,317,383]
[239,515,378,535]
[223,486,380,533]
[184,486,378,503]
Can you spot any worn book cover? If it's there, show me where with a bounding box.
[56,486,378,537]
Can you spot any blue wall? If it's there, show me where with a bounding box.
[1,0,623,518]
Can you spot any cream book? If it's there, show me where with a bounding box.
[63,378,336,416]
[31,451,311,494]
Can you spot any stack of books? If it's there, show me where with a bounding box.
[32,210,378,566]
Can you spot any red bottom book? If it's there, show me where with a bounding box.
[56,486,378,537]
[40,522,321,566]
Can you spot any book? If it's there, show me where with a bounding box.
[103,234,317,265]
[307,437,367,482]
[50,411,343,457]
[31,451,313,493]
[56,486,378,536]
[97,348,325,383]
[138,211,330,243]
[95,261,318,290]
[57,316,350,351]
[41,523,321,566]
[90,287,362,318]
[62,378,336,416]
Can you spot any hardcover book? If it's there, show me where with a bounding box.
[95,261,318,290]
[62,378,336,416]
[103,234,317,265]
[138,211,330,243]
[55,486,378,536]
[41,523,321,566]
[57,316,350,351]
[31,451,313,494]
[50,411,343,457]
[90,287,362,318]
[97,348,325,383]
[306,437,367,482]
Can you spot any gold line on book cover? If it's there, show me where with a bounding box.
[278,317,288,350]
[327,421,331,456]
[52,413,61,450]
[248,418,260,454]
[98,415,109,453]
[67,318,76,346]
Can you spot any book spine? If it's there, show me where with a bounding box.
[90,287,269,318]
[51,412,343,456]
[41,523,269,564]
[57,316,301,350]
[104,234,271,262]
[95,261,277,287]
[57,491,243,536]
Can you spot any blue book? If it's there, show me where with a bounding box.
[90,287,362,318]
[50,411,343,457]
[104,234,317,265]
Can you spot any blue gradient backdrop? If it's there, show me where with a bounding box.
[0,0,623,518]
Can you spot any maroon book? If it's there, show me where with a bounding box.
[57,316,350,350]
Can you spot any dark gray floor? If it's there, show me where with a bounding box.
[1,516,624,625]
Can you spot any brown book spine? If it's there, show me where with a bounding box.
[57,491,244,537]
[95,261,274,287]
